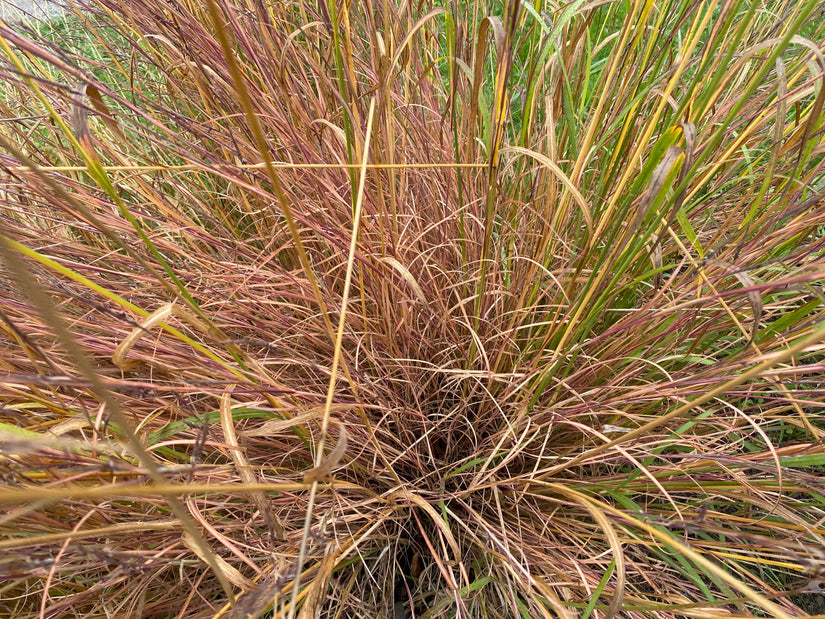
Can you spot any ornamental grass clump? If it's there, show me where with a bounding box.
[1,0,824,617]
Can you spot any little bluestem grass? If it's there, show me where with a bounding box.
[1,1,825,617]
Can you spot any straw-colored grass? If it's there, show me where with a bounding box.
[1,0,824,617]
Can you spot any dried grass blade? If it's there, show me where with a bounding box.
[672,122,696,215]
[73,82,125,139]
[786,35,825,175]
[220,389,286,541]
[112,302,214,369]
[708,258,763,345]
[391,489,462,569]
[242,410,326,438]
[504,145,593,232]
[302,424,348,484]
[70,83,102,165]
[296,553,336,619]
[379,256,430,310]
[387,8,447,78]
[182,530,253,592]
[547,486,626,619]
[633,146,683,231]
[0,482,345,506]
[0,520,180,551]
[111,303,174,369]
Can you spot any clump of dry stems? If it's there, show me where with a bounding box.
[1,0,825,617]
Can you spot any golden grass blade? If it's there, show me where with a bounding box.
[289,97,377,619]
[111,303,174,369]
[0,520,181,552]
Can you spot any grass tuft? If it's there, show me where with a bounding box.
[1,0,825,617]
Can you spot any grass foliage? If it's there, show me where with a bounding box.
[1,0,825,616]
